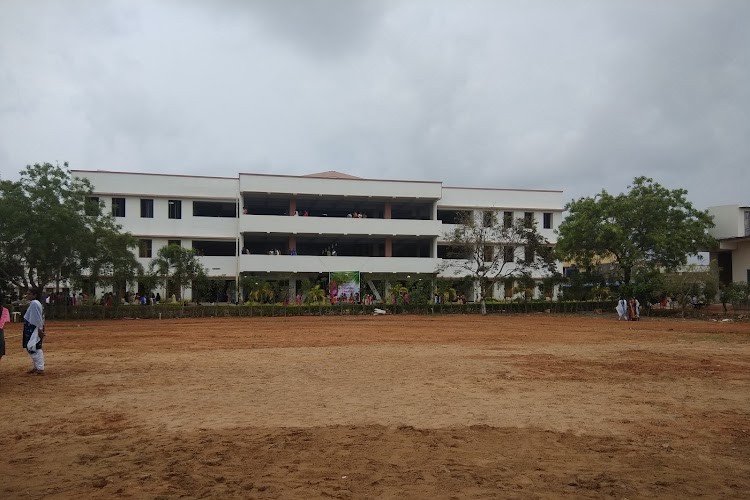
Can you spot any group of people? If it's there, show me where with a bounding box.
[242,247,299,256]
[127,292,162,305]
[243,207,374,219]
[0,289,47,375]
[616,297,641,321]
[433,293,467,304]
[33,290,89,306]
[331,292,365,304]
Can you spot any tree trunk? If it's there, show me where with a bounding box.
[480,298,487,315]
[623,266,632,284]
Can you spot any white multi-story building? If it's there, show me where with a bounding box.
[72,169,563,301]
[707,205,750,285]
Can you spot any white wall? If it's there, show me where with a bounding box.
[731,241,750,283]
[106,197,239,238]
[439,187,563,210]
[438,209,560,244]
[240,173,442,199]
[707,205,743,239]
[73,170,238,200]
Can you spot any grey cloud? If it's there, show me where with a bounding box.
[188,0,388,59]
[0,0,748,209]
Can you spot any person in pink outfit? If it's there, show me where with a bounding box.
[0,300,10,366]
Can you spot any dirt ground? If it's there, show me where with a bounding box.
[1,313,749,499]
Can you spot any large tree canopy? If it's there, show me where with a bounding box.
[556,177,715,284]
[441,211,558,313]
[0,162,141,292]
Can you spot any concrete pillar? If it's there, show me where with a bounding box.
[288,235,297,254]
[385,238,392,257]
[288,198,296,216]
[384,202,391,219]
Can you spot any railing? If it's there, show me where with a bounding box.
[240,214,442,237]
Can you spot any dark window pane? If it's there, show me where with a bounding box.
[168,200,182,219]
[112,197,125,217]
[140,199,154,218]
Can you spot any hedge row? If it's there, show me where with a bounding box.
[21,300,625,321]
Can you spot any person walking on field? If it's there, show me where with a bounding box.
[0,300,10,366]
[23,289,46,375]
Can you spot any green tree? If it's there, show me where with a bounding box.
[246,280,274,304]
[78,226,143,295]
[719,282,749,312]
[661,261,719,316]
[0,162,140,292]
[149,244,207,300]
[403,277,433,305]
[191,272,214,303]
[556,177,715,285]
[305,284,327,304]
[440,211,558,314]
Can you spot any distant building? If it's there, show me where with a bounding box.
[707,205,750,284]
[72,169,564,301]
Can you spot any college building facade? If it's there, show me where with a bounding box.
[72,169,564,302]
[707,205,750,285]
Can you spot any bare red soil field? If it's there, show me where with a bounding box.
[1,314,749,499]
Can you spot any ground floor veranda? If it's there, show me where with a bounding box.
[37,271,558,307]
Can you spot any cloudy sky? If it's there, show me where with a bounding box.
[1,0,748,209]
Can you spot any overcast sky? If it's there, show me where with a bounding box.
[1,0,748,209]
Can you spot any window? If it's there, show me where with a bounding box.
[543,212,552,229]
[192,240,236,256]
[525,246,535,263]
[483,211,495,227]
[437,245,470,259]
[503,246,515,262]
[140,199,154,218]
[504,278,514,298]
[168,239,181,248]
[168,200,182,219]
[503,211,513,229]
[524,212,533,227]
[437,209,471,225]
[138,239,152,258]
[85,197,100,216]
[112,197,125,217]
[193,201,238,218]
[483,245,494,261]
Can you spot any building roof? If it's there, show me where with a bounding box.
[302,170,363,180]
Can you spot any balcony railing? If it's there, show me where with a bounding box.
[240,214,441,237]
[239,254,439,274]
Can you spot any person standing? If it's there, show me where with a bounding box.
[616,297,628,320]
[628,297,641,321]
[0,300,10,366]
[23,289,46,375]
